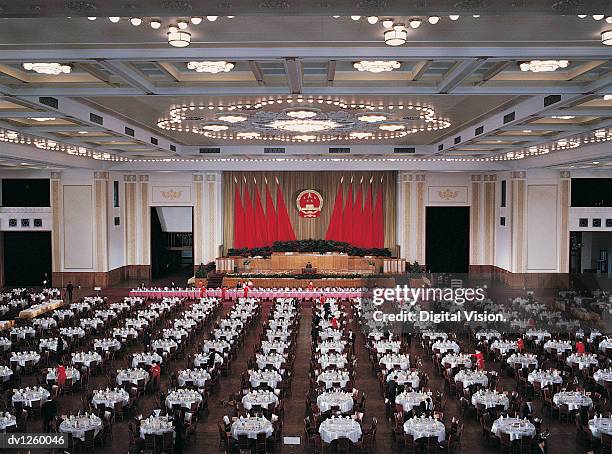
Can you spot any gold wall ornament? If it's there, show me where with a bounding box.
[438,188,460,200]
[296,189,323,218]
[161,189,183,200]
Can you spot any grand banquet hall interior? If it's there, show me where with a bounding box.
[0,1,611,453]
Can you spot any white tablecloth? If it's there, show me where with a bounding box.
[91,389,129,408]
[471,391,509,410]
[454,370,488,389]
[379,354,410,370]
[395,392,430,412]
[386,371,420,388]
[242,391,278,411]
[589,417,612,438]
[318,417,362,443]
[491,417,535,441]
[553,391,592,411]
[317,391,354,413]
[527,370,562,388]
[60,415,103,441]
[178,369,210,387]
[249,370,281,388]
[404,417,445,442]
[231,417,274,440]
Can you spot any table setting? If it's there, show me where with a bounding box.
[165,389,202,410]
[249,369,282,388]
[318,415,362,443]
[471,389,509,410]
[454,370,488,389]
[71,351,102,368]
[404,415,445,442]
[12,386,50,407]
[91,388,129,408]
[552,391,592,411]
[241,390,279,411]
[316,390,354,413]
[177,368,211,387]
[116,368,150,386]
[231,416,274,440]
[491,416,536,441]
[59,413,103,440]
[395,391,432,412]
[10,351,40,367]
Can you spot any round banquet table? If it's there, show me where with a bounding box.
[403,417,445,442]
[91,389,129,408]
[491,341,519,355]
[454,370,488,389]
[317,341,347,354]
[316,391,354,413]
[60,414,103,440]
[10,352,40,367]
[544,341,573,354]
[491,417,536,441]
[552,391,592,411]
[231,417,274,440]
[506,354,538,369]
[47,367,80,384]
[318,417,362,443]
[165,390,202,410]
[317,370,350,389]
[72,352,102,368]
[0,414,16,431]
[12,387,50,407]
[139,415,174,439]
[594,369,612,385]
[319,354,348,370]
[0,366,12,383]
[116,368,149,386]
[471,390,509,410]
[372,341,401,354]
[241,391,279,411]
[431,341,460,354]
[131,353,162,368]
[395,391,430,412]
[256,354,285,370]
[249,370,282,388]
[379,354,410,370]
[94,338,121,352]
[566,354,599,370]
[178,369,211,387]
[260,341,288,354]
[386,370,420,388]
[527,370,562,388]
[475,330,501,341]
[589,417,612,438]
[442,354,473,369]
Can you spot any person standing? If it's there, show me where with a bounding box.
[66,281,74,304]
[143,328,151,349]
[517,337,525,353]
[172,408,185,454]
[576,339,585,354]
[56,364,67,394]
[56,337,64,362]
[42,396,58,432]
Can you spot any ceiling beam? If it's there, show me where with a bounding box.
[0,110,59,118]
[96,60,156,94]
[75,62,114,85]
[248,61,264,86]
[479,61,511,83]
[23,125,106,133]
[502,123,585,132]
[284,58,303,94]
[410,60,432,82]
[545,108,612,117]
[154,62,180,83]
[326,60,336,86]
[438,58,488,93]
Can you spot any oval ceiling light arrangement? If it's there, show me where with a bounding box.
[22,62,72,75]
[353,61,401,73]
[186,61,235,73]
[519,60,569,72]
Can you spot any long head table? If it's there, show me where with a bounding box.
[129,288,364,300]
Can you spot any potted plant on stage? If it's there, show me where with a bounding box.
[194,263,207,288]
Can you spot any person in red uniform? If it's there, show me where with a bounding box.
[221,286,227,300]
[472,350,485,370]
[150,362,161,390]
[517,337,525,353]
[56,364,67,392]
[308,281,314,291]
[243,283,249,298]
[331,317,339,330]
[576,340,585,354]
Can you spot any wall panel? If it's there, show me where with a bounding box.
[63,185,93,269]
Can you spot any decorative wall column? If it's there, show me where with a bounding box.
[510,171,527,273]
[193,175,204,266]
[415,174,426,265]
[483,174,497,266]
[204,173,220,264]
[50,172,62,274]
[470,175,482,265]
[558,171,570,273]
[93,172,108,272]
[398,172,413,261]
[124,175,137,266]
[138,175,150,266]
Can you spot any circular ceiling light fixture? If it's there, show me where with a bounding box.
[108,17,120,23]
[350,15,361,21]
[206,16,218,21]
[449,15,460,20]
[190,17,202,24]
[350,132,373,139]
[186,61,234,73]
[409,18,422,28]
[22,62,72,75]
[604,94,612,100]
[353,60,400,73]
[593,14,605,20]
[379,123,406,131]
[167,30,191,47]
[294,134,317,141]
[519,60,569,72]
[217,114,248,123]
[150,19,162,29]
[602,30,612,45]
[285,109,318,119]
[384,24,407,46]
[382,19,394,28]
[428,16,440,24]
[367,16,379,24]
[87,16,96,20]
[177,20,189,30]
[266,119,341,133]
[202,123,229,132]
[237,132,260,139]
[130,17,142,26]
[358,113,387,122]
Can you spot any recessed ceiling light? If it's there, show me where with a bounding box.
[428,16,440,24]
[332,16,340,19]
[358,114,387,122]
[78,131,89,134]
[28,117,56,122]
[206,16,218,21]
[551,115,575,120]
[150,19,161,29]
[604,94,612,100]
[577,14,587,18]
[177,20,189,30]
[351,15,361,21]
[226,16,234,19]
[367,16,379,24]
[130,17,142,26]
[593,161,600,164]
[382,19,394,28]
[606,17,612,23]
[472,15,480,18]
[190,17,202,25]
[108,17,120,23]
[186,61,234,73]
[449,15,460,21]
[522,130,532,133]
[87,17,96,21]
[593,14,605,20]
[409,18,422,28]
[353,60,400,73]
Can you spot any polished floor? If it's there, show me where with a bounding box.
[16,293,589,454]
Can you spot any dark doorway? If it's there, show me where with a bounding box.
[150,207,194,280]
[3,231,52,286]
[425,207,470,273]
